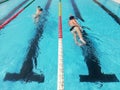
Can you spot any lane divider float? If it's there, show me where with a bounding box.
[0,0,35,30]
[0,0,9,4]
[57,0,64,90]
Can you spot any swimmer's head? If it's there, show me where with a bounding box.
[37,6,41,9]
[40,8,43,11]
[37,6,43,11]
[69,15,75,20]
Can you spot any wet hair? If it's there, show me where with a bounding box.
[69,16,75,20]
[40,8,43,11]
[37,6,43,11]
[37,6,41,9]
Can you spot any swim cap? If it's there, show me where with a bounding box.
[69,16,75,20]
[40,8,43,11]
[38,6,41,8]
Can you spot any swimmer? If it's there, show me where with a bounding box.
[68,15,86,46]
[33,6,43,22]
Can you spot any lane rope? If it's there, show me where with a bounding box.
[0,0,9,4]
[57,0,64,90]
[0,0,35,30]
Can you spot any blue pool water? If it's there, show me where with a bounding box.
[99,0,120,17]
[0,0,120,90]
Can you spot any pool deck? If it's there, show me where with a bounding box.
[113,0,120,4]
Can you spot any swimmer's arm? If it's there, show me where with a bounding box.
[33,11,42,18]
[33,13,40,18]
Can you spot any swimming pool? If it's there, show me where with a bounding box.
[0,0,120,90]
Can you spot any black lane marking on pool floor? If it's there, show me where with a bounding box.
[45,0,52,10]
[79,31,119,82]
[70,0,85,22]
[3,0,52,83]
[93,0,120,25]
[0,0,29,25]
